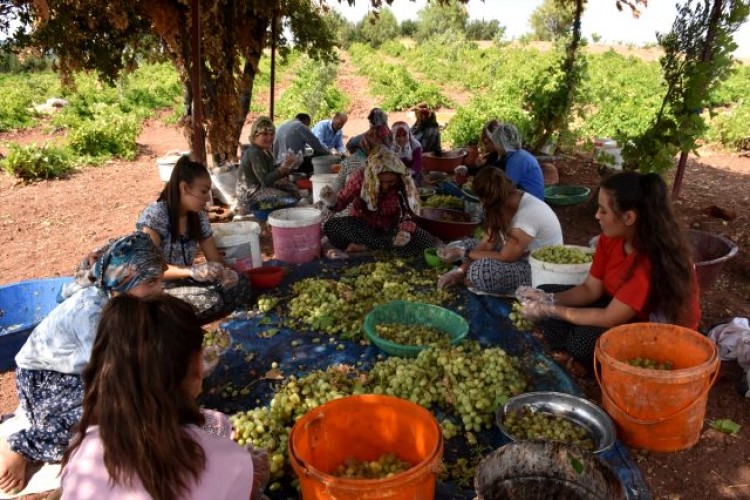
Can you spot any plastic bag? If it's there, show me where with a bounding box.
[708,317,750,364]
[436,240,468,263]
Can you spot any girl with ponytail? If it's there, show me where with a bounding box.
[520,171,700,367]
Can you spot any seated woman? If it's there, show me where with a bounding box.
[320,149,435,258]
[391,121,424,186]
[487,123,545,200]
[136,156,251,324]
[61,294,257,499]
[470,119,504,175]
[410,103,441,156]
[346,108,388,155]
[520,171,700,368]
[237,116,300,214]
[0,232,165,495]
[437,168,562,295]
[333,124,392,193]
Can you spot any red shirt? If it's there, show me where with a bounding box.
[589,234,700,329]
[333,168,406,233]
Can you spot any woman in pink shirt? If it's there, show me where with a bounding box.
[60,294,255,500]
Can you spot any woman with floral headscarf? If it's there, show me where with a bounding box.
[391,121,424,186]
[411,103,442,156]
[333,124,393,193]
[320,149,436,258]
[487,122,544,200]
[236,116,300,215]
[0,232,165,495]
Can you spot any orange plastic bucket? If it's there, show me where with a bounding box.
[594,323,719,452]
[288,394,443,499]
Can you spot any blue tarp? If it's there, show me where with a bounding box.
[201,257,650,499]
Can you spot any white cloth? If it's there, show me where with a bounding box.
[61,425,253,500]
[510,193,564,251]
[14,287,108,374]
[709,317,750,367]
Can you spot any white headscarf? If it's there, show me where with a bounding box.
[489,123,522,153]
[390,122,422,162]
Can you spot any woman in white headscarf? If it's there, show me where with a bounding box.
[391,121,424,186]
[319,149,436,258]
[487,122,545,200]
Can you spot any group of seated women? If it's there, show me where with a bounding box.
[0,107,701,497]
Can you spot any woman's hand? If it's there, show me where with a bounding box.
[190,262,225,282]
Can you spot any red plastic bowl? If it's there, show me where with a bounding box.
[244,266,284,289]
[416,208,480,241]
[423,149,468,173]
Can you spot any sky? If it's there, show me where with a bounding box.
[331,0,750,58]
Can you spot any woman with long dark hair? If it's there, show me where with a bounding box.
[137,155,252,323]
[437,167,562,294]
[60,294,255,499]
[520,171,700,366]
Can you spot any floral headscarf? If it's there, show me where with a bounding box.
[74,232,165,295]
[250,116,275,140]
[390,121,421,162]
[489,123,522,153]
[361,149,420,213]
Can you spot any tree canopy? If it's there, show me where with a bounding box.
[414,1,469,42]
[529,0,577,41]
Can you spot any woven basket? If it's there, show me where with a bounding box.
[362,301,469,358]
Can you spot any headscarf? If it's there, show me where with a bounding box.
[365,124,393,155]
[74,232,165,295]
[390,121,421,162]
[250,116,275,140]
[361,149,420,213]
[489,123,522,153]
[367,108,388,128]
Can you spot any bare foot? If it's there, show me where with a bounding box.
[345,243,368,254]
[0,438,27,494]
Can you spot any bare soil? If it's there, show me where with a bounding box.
[1,109,749,499]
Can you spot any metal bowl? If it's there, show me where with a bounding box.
[496,391,616,454]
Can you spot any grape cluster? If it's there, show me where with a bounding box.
[374,323,451,347]
[508,301,534,331]
[628,357,673,370]
[202,329,231,369]
[229,343,526,483]
[257,295,278,313]
[283,260,452,339]
[531,246,593,264]
[332,453,413,479]
[503,407,595,451]
[423,195,464,210]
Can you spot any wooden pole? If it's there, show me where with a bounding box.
[270,10,277,120]
[190,0,206,166]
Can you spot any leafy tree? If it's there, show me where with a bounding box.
[324,9,357,49]
[465,19,505,41]
[400,19,418,37]
[353,7,400,48]
[620,0,749,196]
[529,0,576,41]
[414,1,469,42]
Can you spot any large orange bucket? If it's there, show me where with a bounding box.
[289,395,443,499]
[594,323,720,452]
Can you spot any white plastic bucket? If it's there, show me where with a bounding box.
[529,245,594,288]
[267,208,322,264]
[310,174,338,205]
[156,152,187,182]
[312,155,340,174]
[212,221,262,271]
[594,139,623,170]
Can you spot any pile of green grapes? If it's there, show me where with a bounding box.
[508,302,534,331]
[502,407,595,451]
[628,357,674,370]
[229,342,526,483]
[374,323,451,347]
[423,195,464,210]
[283,260,452,339]
[531,246,593,264]
[257,295,279,313]
[332,453,413,479]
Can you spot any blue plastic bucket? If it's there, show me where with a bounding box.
[0,277,73,371]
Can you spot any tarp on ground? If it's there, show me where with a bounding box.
[201,257,650,499]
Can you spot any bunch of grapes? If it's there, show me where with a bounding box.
[508,301,534,331]
[503,407,595,451]
[257,295,278,313]
[532,246,593,264]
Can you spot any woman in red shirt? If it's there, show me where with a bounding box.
[521,171,700,366]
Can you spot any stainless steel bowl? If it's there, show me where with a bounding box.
[496,391,616,453]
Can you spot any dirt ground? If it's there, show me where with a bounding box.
[1,107,749,498]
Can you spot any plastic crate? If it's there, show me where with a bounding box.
[362,301,469,358]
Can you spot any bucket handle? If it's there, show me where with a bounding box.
[594,351,720,426]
